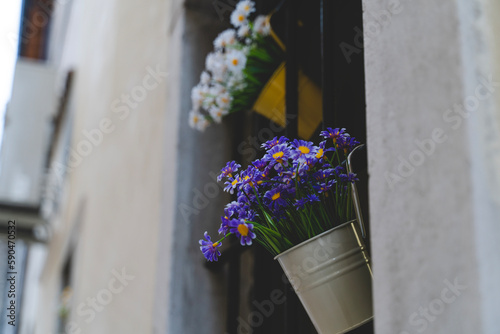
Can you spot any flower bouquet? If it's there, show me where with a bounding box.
[199,127,360,260]
[188,0,284,131]
[199,128,373,334]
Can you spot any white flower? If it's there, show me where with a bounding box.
[200,71,211,85]
[225,68,245,90]
[205,52,228,83]
[189,110,210,131]
[209,105,229,123]
[197,117,210,131]
[226,49,247,73]
[216,92,232,109]
[205,52,225,73]
[236,1,255,16]
[228,75,245,91]
[212,68,227,83]
[253,15,271,36]
[237,25,250,38]
[230,9,248,28]
[191,85,205,109]
[214,29,237,49]
[202,95,216,109]
[188,110,202,128]
[210,84,226,96]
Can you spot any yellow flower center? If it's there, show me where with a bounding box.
[238,14,245,22]
[298,146,310,154]
[193,116,199,123]
[221,97,229,103]
[213,242,219,247]
[231,178,239,186]
[272,192,281,201]
[272,151,284,160]
[243,175,254,187]
[232,58,239,66]
[316,148,324,159]
[244,5,250,11]
[238,224,249,236]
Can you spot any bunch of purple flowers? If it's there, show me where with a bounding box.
[200,128,360,261]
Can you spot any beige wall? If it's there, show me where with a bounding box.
[363,0,500,333]
[31,0,500,333]
[35,0,173,333]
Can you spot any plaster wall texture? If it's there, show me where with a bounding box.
[363,0,499,333]
[35,0,169,333]
[153,0,184,332]
[164,7,233,334]
[457,0,500,332]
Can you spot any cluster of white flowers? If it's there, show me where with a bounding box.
[189,0,272,131]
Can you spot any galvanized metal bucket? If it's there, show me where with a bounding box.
[275,147,372,333]
[275,219,373,334]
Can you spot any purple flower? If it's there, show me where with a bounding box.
[228,219,256,246]
[252,159,267,170]
[224,206,236,218]
[315,140,335,161]
[218,161,241,182]
[339,172,358,183]
[254,165,272,184]
[224,176,241,194]
[295,194,321,209]
[290,139,317,160]
[199,127,363,262]
[337,136,360,155]
[239,208,256,221]
[261,136,289,150]
[239,166,258,192]
[237,194,250,205]
[314,179,336,194]
[296,157,317,176]
[199,232,222,262]
[219,209,233,234]
[320,127,348,144]
[264,187,288,210]
[313,168,335,182]
[226,201,242,214]
[263,144,291,166]
[334,166,345,176]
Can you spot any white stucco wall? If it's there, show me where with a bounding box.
[457,0,500,332]
[30,0,500,332]
[363,0,500,333]
[36,0,170,333]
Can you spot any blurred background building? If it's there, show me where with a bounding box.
[0,0,499,333]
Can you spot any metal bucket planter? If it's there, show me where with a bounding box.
[275,146,373,333]
[275,219,373,334]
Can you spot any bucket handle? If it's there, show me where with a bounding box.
[347,145,367,239]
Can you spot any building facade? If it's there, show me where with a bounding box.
[0,0,498,333]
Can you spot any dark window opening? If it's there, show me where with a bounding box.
[198,0,371,332]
